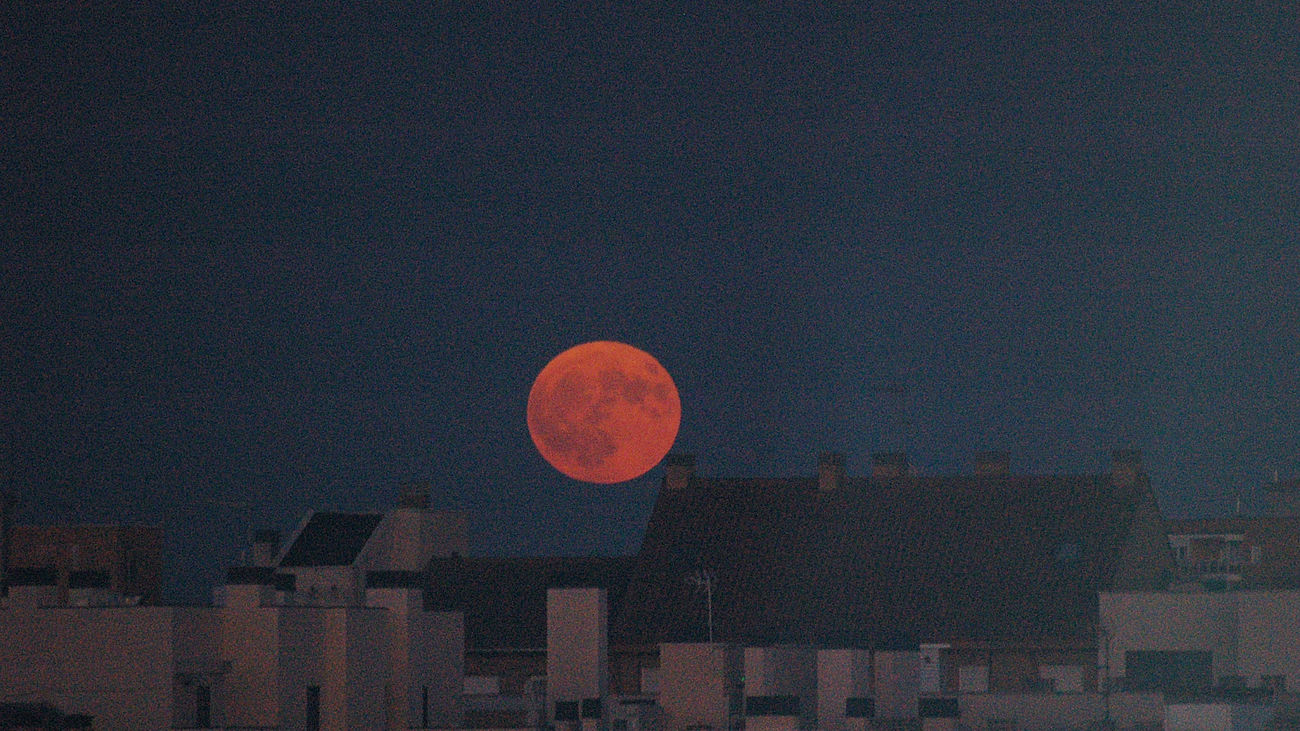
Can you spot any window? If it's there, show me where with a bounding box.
[195,685,211,728]
[555,701,580,721]
[422,686,429,728]
[844,697,874,718]
[1125,651,1212,693]
[746,696,799,716]
[306,685,321,731]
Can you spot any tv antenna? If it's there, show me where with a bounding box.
[686,569,716,642]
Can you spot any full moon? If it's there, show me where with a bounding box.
[527,341,681,484]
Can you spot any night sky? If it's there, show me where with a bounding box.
[5,4,1300,600]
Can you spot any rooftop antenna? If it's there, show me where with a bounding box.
[686,569,715,642]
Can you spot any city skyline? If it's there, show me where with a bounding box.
[4,5,1300,600]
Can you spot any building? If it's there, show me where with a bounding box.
[0,492,467,731]
[441,449,1173,729]
[1166,516,1300,591]
[1098,588,1300,728]
[426,555,634,728]
[7,523,164,604]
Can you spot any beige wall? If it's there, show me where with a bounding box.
[873,650,921,720]
[360,509,469,572]
[960,690,1163,729]
[0,606,177,730]
[547,587,608,717]
[816,649,872,731]
[744,644,817,726]
[658,642,741,731]
[223,605,284,727]
[1100,590,1300,687]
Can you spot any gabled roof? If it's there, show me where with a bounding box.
[613,465,1163,647]
[425,556,633,650]
[279,512,383,567]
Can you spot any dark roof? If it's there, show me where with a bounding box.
[425,556,634,649]
[614,469,1162,647]
[279,512,383,567]
[226,566,276,585]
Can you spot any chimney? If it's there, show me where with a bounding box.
[871,452,909,479]
[974,451,1011,476]
[665,453,696,490]
[250,529,280,567]
[398,483,431,510]
[1111,449,1143,487]
[818,452,845,491]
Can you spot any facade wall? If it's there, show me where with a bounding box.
[0,606,175,730]
[171,607,222,728]
[744,644,817,727]
[277,608,324,731]
[9,525,164,603]
[359,509,468,573]
[547,588,608,716]
[658,643,740,731]
[341,608,389,730]
[285,565,363,606]
[816,649,872,731]
[1100,590,1300,689]
[873,650,921,720]
[1235,592,1300,686]
[222,604,283,727]
[960,691,1164,730]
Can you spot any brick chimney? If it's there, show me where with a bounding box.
[871,452,909,479]
[1111,449,1143,487]
[974,451,1011,476]
[665,454,696,490]
[818,452,845,491]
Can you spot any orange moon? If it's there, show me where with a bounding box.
[527,341,681,484]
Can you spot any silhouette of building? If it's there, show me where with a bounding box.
[0,493,467,730]
[440,449,1174,729]
[8,523,163,604]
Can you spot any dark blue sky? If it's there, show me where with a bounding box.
[4,4,1300,600]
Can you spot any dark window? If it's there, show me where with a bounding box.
[195,685,211,728]
[1125,651,1212,694]
[422,686,429,728]
[306,686,321,731]
[581,698,602,719]
[918,697,958,718]
[555,700,580,721]
[746,695,799,716]
[845,697,875,718]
